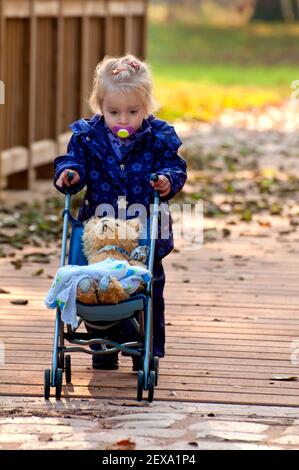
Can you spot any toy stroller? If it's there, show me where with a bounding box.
[44,174,160,402]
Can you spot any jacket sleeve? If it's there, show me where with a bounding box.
[152,139,187,202]
[53,133,87,194]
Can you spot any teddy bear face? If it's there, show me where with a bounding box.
[82,216,142,262]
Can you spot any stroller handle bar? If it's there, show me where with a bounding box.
[64,171,159,187]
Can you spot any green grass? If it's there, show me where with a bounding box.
[148,19,299,121]
[152,63,299,87]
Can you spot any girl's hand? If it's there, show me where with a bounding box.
[150,175,171,197]
[56,169,80,188]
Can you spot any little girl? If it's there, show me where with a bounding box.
[54,54,187,370]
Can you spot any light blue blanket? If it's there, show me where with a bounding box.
[45,258,151,329]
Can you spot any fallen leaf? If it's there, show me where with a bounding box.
[10,259,23,270]
[10,299,28,305]
[222,228,231,237]
[32,268,44,276]
[171,262,188,271]
[241,208,252,222]
[23,252,51,263]
[258,220,272,227]
[188,441,199,447]
[108,401,143,407]
[38,433,53,442]
[271,376,297,381]
[107,439,136,450]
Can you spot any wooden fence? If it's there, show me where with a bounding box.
[0,0,148,190]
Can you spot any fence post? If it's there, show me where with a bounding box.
[56,0,63,156]
[28,0,37,190]
[0,0,5,199]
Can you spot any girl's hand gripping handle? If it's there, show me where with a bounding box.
[150,173,159,184]
[149,173,171,197]
[56,169,80,189]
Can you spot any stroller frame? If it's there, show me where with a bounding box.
[44,177,160,402]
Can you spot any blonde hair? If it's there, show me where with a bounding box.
[89,54,159,116]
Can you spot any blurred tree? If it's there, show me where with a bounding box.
[163,0,202,21]
[251,0,299,21]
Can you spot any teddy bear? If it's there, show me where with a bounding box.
[76,216,149,305]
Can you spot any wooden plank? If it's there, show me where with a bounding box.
[3,295,299,311]
[62,17,81,130]
[2,0,30,18]
[34,0,59,17]
[55,1,63,141]
[0,0,5,194]
[141,0,148,59]
[0,341,294,360]
[0,361,297,376]
[0,370,298,394]
[0,353,296,370]
[0,363,298,381]
[85,1,106,17]
[107,1,128,16]
[0,384,299,407]
[0,335,295,351]
[27,0,37,189]
[0,318,299,337]
[80,12,90,117]
[61,0,84,16]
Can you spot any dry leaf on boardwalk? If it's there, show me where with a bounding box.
[106,438,136,450]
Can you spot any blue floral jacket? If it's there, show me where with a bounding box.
[54,114,187,259]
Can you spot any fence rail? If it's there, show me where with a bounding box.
[0,0,148,190]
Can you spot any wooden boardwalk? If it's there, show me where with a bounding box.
[1,228,299,406]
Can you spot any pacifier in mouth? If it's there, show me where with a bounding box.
[112,126,135,139]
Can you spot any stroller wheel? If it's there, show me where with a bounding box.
[55,368,63,399]
[44,369,51,399]
[148,370,155,403]
[137,370,144,401]
[151,356,159,386]
[65,355,72,383]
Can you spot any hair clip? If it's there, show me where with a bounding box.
[128,60,140,71]
[112,65,128,76]
[111,61,139,76]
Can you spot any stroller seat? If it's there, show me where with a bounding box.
[77,295,145,322]
[68,217,148,322]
